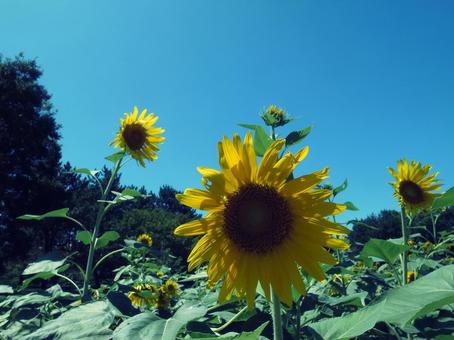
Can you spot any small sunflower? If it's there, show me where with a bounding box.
[137,233,153,247]
[163,279,179,297]
[388,160,441,214]
[128,283,157,308]
[156,271,164,277]
[111,106,165,167]
[174,132,349,307]
[407,271,416,283]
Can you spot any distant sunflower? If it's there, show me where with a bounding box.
[163,279,179,297]
[388,160,441,214]
[174,132,349,307]
[137,233,153,247]
[407,271,416,283]
[127,283,157,308]
[111,106,165,167]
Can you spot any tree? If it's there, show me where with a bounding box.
[0,54,64,273]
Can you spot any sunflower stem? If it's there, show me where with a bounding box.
[92,248,124,273]
[210,305,248,333]
[81,155,123,301]
[400,207,409,286]
[430,212,439,244]
[271,289,283,340]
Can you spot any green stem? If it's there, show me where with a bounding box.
[55,273,82,296]
[400,207,409,285]
[210,305,248,333]
[430,212,439,244]
[271,126,276,141]
[271,289,283,340]
[81,156,123,301]
[92,248,124,273]
[64,216,87,231]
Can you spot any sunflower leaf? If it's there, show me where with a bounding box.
[333,179,348,197]
[285,126,312,147]
[238,123,273,157]
[73,168,100,177]
[359,238,408,265]
[343,201,359,211]
[0,285,13,294]
[105,152,125,163]
[17,208,70,221]
[95,231,120,249]
[432,186,454,210]
[308,265,454,339]
[76,231,92,245]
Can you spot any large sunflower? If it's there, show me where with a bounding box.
[388,160,441,214]
[111,106,165,167]
[174,132,349,307]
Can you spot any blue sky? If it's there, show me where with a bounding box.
[1,0,454,222]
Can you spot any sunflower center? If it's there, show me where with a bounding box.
[122,124,147,150]
[399,180,424,204]
[223,184,293,254]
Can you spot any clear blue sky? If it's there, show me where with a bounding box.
[1,0,454,222]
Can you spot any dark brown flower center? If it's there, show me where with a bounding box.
[122,124,147,151]
[399,180,424,205]
[223,184,293,254]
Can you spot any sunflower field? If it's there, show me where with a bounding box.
[1,101,453,340]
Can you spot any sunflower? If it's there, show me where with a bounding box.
[111,106,165,167]
[127,283,157,308]
[163,279,179,297]
[388,160,441,214]
[407,271,416,283]
[174,132,349,307]
[137,233,153,247]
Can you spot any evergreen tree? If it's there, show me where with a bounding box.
[0,54,64,273]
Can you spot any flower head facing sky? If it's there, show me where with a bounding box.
[388,160,441,214]
[111,106,165,167]
[174,132,349,307]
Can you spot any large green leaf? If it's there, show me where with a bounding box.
[112,312,165,340]
[0,285,13,294]
[236,321,269,339]
[162,303,208,339]
[21,272,57,290]
[238,124,273,157]
[12,293,51,309]
[22,254,67,275]
[188,321,269,340]
[308,265,454,339]
[113,303,207,340]
[23,301,115,340]
[360,238,408,265]
[17,208,70,221]
[432,186,454,210]
[95,231,120,249]
[285,126,312,147]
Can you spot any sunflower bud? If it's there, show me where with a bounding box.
[261,104,291,128]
